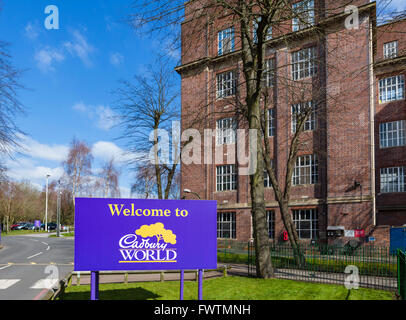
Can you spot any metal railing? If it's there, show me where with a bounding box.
[218,240,398,291]
[397,249,406,299]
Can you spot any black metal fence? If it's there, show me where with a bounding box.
[217,239,398,291]
[398,250,406,299]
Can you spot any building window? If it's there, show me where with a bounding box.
[379,75,405,103]
[218,27,235,55]
[379,120,405,148]
[217,212,236,238]
[380,167,406,193]
[292,209,318,239]
[291,101,316,133]
[264,159,275,188]
[291,47,317,80]
[266,210,275,239]
[264,58,275,87]
[292,0,315,32]
[268,108,276,137]
[216,70,236,99]
[383,41,398,59]
[216,118,236,145]
[216,165,237,191]
[292,154,318,185]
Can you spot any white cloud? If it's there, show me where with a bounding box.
[16,134,69,162]
[24,21,40,40]
[91,141,132,164]
[5,156,64,185]
[110,52,124,66]
[63,30,95,67]
[34,47,65,73]
[96,106,117,130]
[72,102,118,131]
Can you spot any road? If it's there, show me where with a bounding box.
[0,234,74,300]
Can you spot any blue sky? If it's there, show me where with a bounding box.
[0,0,180,195]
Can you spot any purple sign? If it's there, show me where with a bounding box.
[34,220,41,228]
[74,198,217,271]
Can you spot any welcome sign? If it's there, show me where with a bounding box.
[74,198,217,271]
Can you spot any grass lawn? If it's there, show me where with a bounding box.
[49,232,75,238]
[60,276,395,300]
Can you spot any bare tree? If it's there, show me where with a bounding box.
[113,58,180,199]
[97,158,121,198]
[0,41,25,157]
[62,137,93,204]
[131,163,157,199]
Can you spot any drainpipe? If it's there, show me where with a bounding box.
[369,17,376,226]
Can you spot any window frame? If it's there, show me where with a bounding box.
[379,75,405,104]
[216,164,237,192]
[380,166,406,193]
[292,154,318,186]
[216,70,237,99]
[291,46,317,81]
[216,117,237,145]
[217,212,236,239]
[266,210,275,239]
[292,208,319,239]
[383,41,398,59]
[379,120,405,148]
[268,108,276,137]
[218,27,235,56]
[292,0,315,32]
[291,100,316,133]
[264,58,276,88]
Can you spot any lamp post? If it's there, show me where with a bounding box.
[45,174,50,232]
[182,188,201,200]
[56,180,61,237]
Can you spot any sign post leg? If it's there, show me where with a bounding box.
[90,271,99,300]
[198,269,203,300]
[180,270,184,300]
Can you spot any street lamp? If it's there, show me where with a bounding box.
[56,180,61,237]
[45,174,50,232]
[182,188,201,200]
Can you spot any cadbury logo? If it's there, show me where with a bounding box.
[118,222,177,263]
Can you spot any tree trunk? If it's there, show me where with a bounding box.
[248,96,273,278]
[279,200,305,267]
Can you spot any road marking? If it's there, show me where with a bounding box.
[27,252,43,259]
[0,265,12,271]
[33,288,49,300]
[30,279,58,289]
[41,242,48,246]
[46,246,50,251]
[0,279,20,289]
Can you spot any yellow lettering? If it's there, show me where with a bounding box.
[151,209,163,217]
[123,208,130,216]
[108,204,124,216]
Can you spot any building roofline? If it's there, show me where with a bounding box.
[175,1,377,74]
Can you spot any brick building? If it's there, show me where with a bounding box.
[175,1,406,246]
